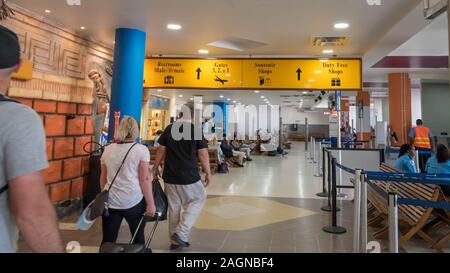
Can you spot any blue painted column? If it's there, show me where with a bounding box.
[214,102,228,134]
[108,28,146,141]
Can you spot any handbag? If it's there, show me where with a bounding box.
[90,143,137,219]
[147,178,168,222]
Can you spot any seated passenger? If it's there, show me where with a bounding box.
[221,134,246,167]
[231,139,253,161]
[426,144,450,196]
[209,137,225,165]
[394,144,418,173]
[153,130,163,147]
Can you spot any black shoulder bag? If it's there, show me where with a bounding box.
[0,94,20,196]
[90,143,137,219]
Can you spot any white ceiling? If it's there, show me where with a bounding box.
[364,12,449,83]
[389,12,448,56]
[10,0,422,57]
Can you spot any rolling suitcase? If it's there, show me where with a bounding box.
[99,212,161,253]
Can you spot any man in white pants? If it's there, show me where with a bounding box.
[153,103,211,250]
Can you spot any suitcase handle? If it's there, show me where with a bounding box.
[130,212,162,245]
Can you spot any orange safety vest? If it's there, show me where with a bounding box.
[414,126,431,149]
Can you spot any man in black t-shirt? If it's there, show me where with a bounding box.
[153,103,211,250]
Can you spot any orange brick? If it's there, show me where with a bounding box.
[57,102,77,114]
[15,98,33,108]
[85,117,94,135]
[66,117,85,136]
[42,161,62,185]
[81,156,90,176]
[45,115,66,137]
[46,139,54,161]
[63,158,82,180]
[75,136,93,156]
[53,138,74,159]
[49,181,71,203]
[77,104,93,115]
[71,177,85,199]
[34,100,57,113]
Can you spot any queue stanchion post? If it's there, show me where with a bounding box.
[361,172,368,253]
[314,141,322,177]
[312,137,316,163]
[388,192,399,253]
[353,169,362,253]
[321,151,333,211]
[322,151,340,212]
[323,157,347,234]
[317,146,328,197]
[415,149,421,173]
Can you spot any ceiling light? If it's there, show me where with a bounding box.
[334,22,350,29]
[302,91,308,95]
[323,49,334,54]
[45,9,51,14]
[80,26,86,30]
[190,98,194,101]
[178,95,183,98]
[233,101,237,104]
[220,95,224,98]
[157,89,163,92]
[254,90,260,94]
[198,49,209,54]
[227,98,231,101]
[261,96,265,99]
[167,24,182,30]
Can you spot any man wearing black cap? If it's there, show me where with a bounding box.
[0,25,63,253]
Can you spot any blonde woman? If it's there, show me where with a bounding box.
[100,116,156,245]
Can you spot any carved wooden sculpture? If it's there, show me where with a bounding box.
[0,0,14,21]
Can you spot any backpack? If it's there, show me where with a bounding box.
[218,162,229,174]
[0,94,20,196]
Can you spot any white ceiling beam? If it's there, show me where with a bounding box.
[363,2,433,72]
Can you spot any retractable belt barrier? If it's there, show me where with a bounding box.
[318,151,450,253]
[335,162,356,175]
[385,149,434,155]
[360,171,450,253]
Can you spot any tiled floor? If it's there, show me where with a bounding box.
[18,142,449,253]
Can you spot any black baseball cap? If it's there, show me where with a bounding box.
[0,25,20,69]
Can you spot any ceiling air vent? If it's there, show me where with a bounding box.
[311,36,350,47]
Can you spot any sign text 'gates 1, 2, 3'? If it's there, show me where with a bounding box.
[143,58,362,90]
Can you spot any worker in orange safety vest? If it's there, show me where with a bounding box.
[409,119,433,173]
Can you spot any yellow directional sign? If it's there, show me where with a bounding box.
[143,58,361,90]
[144,59,243,89]
[242,59,361,90]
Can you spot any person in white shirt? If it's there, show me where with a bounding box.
[100,116,156,245]
[203,118,211,134]
[154,130,163,147]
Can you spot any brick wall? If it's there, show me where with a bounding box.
[15,98,94,204]
[2,4,113,210]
